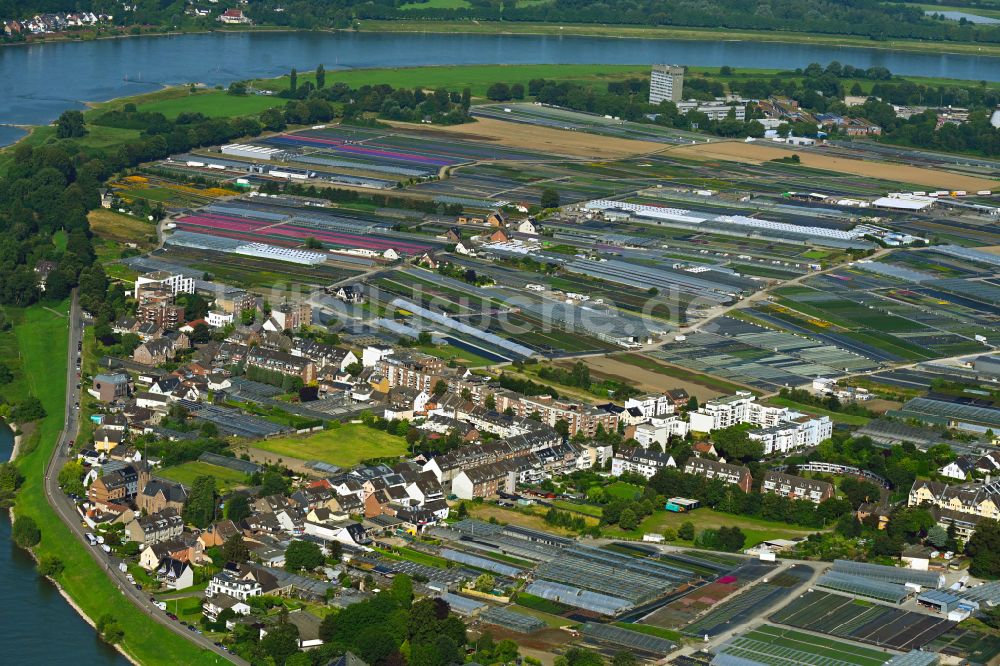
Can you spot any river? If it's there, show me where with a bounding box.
[3,30,1000,145]
[0,424,128,665]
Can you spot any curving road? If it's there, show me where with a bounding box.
[43,291,244,665]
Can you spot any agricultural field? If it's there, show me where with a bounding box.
[156,460,250,492]
[771,590,956,652]
[138,91,285,119]
[715,625,890,666]
[244,424,409,469]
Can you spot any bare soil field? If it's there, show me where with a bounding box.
[669,140,999,191]
[390,117,664,159]
[568,355,727,402]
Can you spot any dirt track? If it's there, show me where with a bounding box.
[389,117,664,159]
[669,140,999,191]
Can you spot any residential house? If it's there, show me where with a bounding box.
[133,338,178,366]
[683,458,753,493]
[611,447,676,479]
[157,557,195,590]
[126,508,184,545]
[762,471,834,504]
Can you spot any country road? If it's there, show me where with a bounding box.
[43,291,244,665]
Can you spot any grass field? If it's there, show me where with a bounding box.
[87,209,158,249]
[401,0,471,9]
[157,460,250,492]
[138,91,285,120]
[9,303,221,666]
[248,423,409,468]
[605,507,817,545]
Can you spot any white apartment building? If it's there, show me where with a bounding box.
[649,64,685,104]
[611,447,676,479]
[134,271,196,299]
[206,310,234,328]
[749,415,833,455]
[633,416,690,450]
[624,394,675,419]
[207,571,262,601]
[362,344,394,368]
[688,391,786,432]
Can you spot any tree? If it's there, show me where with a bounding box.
[55,110,87,138]
[432,379,449,397]
[222,533,250,563]
[182,475,217,528]
[619,508,639,531]
[260,620,300,664]
[711,425,763,463]
[611,652,639,666]
[12,515,40,548]
[290,68,298,92]
[474,573,495,592]
[226,494,251,522]
[304,236,323,249]
[57,460,86,496]
[316,63,326,89]
[261,469,290,496]
[285,539,323,571]
[678,521,695,541]
[486,83,511,101]
[38,555,64,577]
[967,518,1000,578]
[484,393,496,411]
[96,614,124,644]
[926,524,948,548]
[391,573,414,606]
[540,187,560,209]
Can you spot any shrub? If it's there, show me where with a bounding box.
[12,515,41,548]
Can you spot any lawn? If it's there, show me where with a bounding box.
[604,507,817,546]
[138,91,285,119]
[249,423,409,468]
[604,481,644,500]
[157,461,250,493]
[9,303,222,666]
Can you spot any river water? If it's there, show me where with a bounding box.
[0,424,128,665]
[3,30,1000,145]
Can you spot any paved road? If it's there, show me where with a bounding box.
[43,291,243,665]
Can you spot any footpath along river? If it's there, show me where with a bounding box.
[3,29,1000,145]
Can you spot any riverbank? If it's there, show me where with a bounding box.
[6,304,222,666]
[353,19,1000,58]
[5,19,1000,59]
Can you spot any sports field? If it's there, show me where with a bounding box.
[717,625,889,666]
[247,423,409,468]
